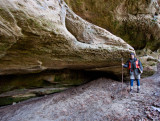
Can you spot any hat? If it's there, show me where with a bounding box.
[130,52,135,55]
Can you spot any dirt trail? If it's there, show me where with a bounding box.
[0,63,160,121]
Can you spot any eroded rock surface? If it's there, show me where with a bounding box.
[65,0,160,51]
[0,0,134,75]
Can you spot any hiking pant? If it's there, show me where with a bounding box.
[130,73,140,80]
[130,79,140,86]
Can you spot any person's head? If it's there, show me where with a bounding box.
[130,53,135,59]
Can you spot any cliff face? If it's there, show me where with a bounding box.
[65,0,160,51]
[0,0,134,75]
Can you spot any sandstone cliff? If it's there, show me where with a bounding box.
[0,0,134,75]
[65,0,160,51]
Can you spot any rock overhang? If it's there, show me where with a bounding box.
[0,0,135,76]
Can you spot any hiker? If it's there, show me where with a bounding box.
[152,12,158,23]
[122,53,143,93]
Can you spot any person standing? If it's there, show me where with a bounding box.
[153,12,158,23]
[122,53,143,93]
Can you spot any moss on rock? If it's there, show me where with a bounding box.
[64,0,160,51]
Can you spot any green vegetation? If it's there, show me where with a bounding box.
[0,88,65,107]
[0,96,33,106]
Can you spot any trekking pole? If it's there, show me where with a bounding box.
[121,58,123,95]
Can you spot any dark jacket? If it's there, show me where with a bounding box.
[123,58,143,75]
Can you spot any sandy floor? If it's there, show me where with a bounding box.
[0,63,159,121]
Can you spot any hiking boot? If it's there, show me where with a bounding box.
[137,88,140,93]
[130,89,133,93]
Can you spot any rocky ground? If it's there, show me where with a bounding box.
[0,63,159,120]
